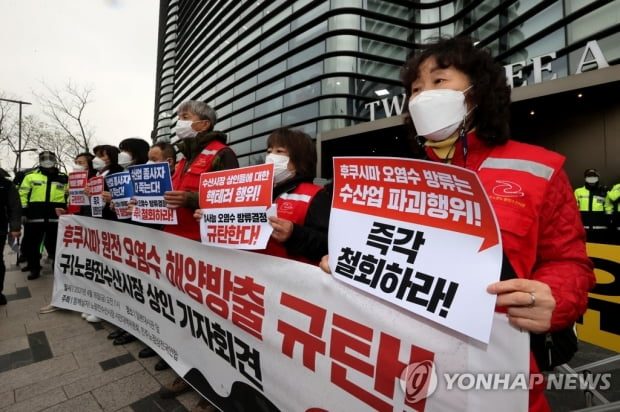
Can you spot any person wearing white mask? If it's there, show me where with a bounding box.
[118,137,150,169]
[78,145,123,323]
[163,100,238,241]
[18,151,67,281]
[193,127,330,262]
[403,37,594,412]
[260,127,331,263]
[321,36,595,412]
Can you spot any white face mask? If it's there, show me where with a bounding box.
[585,176,599,184]
[72,164,86,172]
[40,160,55,169]
[118,152,133,168]
[265,153,295,184]
[408,87,471,141]
[174,119,199,139]
[92,157,106,171]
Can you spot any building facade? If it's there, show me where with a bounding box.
[154,0,619,183]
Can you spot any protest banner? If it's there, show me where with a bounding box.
[328,157,502,343]
[129,162,176,225]
[52,215,527,412]
[68,170,89,206]
[198,164,275,249]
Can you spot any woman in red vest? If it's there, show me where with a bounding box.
[322,37,595,411]
[261,127,331,264]
[192,127,331,264]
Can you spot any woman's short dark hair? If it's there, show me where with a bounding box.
[401,36,511,145]
[267,128,317,179]
[93,145,120,166]
[119,138,150,165]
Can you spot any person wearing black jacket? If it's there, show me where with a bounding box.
[0,169,22,304]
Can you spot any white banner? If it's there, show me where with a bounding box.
[52,215,528,412]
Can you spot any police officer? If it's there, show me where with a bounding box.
[18,151,68,280]
[606,182,620,234]
[574,168,610,242]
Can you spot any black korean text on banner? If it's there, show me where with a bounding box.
[329,157,502,343]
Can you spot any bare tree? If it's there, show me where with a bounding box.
[34,80,94,153]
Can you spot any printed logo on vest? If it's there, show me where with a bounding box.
[492,180,524,197]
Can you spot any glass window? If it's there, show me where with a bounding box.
[283,102,319,125]
[235,46,260,79]
[233,91,256,111]
[324,55,356,74]
[261,24,291,49]
[567,1,620,43]
[288,42,325,68]
[319,97,348,117]
[322,76,350,95]
[257,61,287,84]
[259,43,289,67]
[283,81,320,106]
[232,108,254,125]
[253,114,281,135]
[508,2,562,49]
[251,134,269,155]
[228,125,253,148]
[255,96,283,118]
[233,76,257,95]
[326,34,358,52]
[237,156,250,167]
[360,38,407,62]
[289,21,328,49]
[328,14,360,31]
[256,78,286,100]
[294,121,318,139]
[285,62,323,88]
[263,6,292,32]
[217,116,231,131]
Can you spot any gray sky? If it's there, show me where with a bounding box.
[0,0,158,168]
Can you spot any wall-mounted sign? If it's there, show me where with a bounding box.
[365,40,611,121]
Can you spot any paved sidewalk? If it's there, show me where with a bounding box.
[1,248,618,411]
[0,251,201,412]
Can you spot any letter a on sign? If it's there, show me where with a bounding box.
[576,40,609,74]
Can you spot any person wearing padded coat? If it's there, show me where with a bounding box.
[321,36,595,412]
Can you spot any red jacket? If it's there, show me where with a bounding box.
[165,139,229,241]
[425,132,595,412]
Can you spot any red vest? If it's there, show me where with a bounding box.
[476,140,564,279]
[260,182,323,263]
[165,139,229,241]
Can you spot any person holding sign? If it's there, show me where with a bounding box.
[160,101,239,410]
[192,127,331,263]
[261,127,330,263]
[163,100,239,241]
[401,36,594,412]
[322,36,594,411]
[84,145,124,221]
